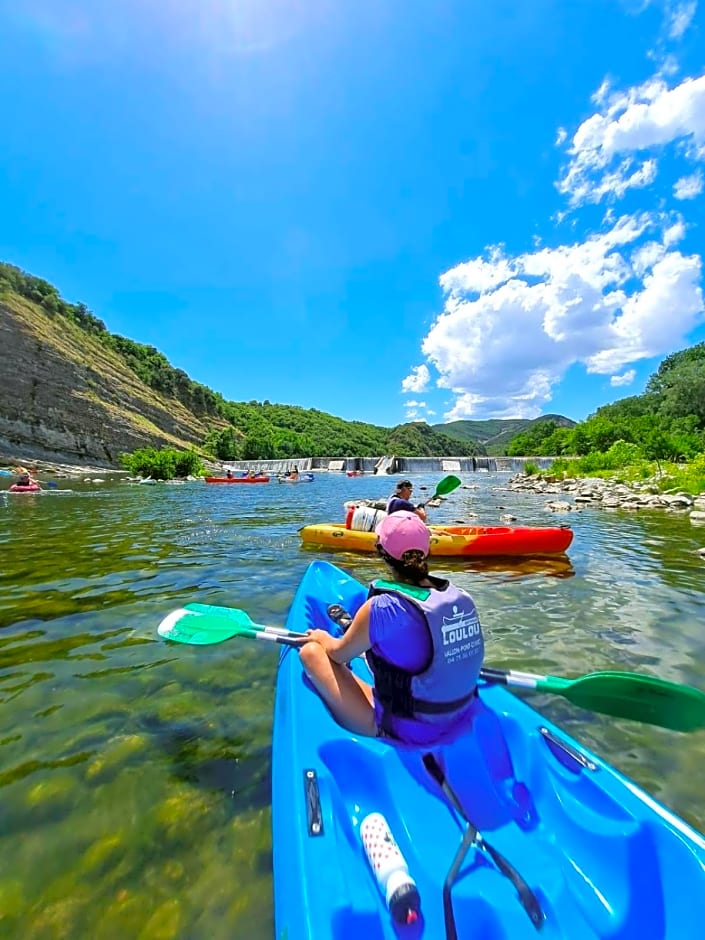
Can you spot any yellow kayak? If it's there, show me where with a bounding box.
[299,523,574,557]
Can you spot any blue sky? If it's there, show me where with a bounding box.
[1,0,704,427]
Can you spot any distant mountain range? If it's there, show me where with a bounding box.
[433,415,577,455]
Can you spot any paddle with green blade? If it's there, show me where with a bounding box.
[479,666,705,733]
[157,603,705,732]
[417,473,462,508]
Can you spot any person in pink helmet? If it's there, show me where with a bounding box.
[296,511,485,744]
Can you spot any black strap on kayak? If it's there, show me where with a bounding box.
[422,753,544,937]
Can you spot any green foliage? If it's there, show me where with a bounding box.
[523,461,540,476]
[204,405,483,461]
[677,452,705,494]
[0,262,107,333]
[438,414,576,454]
[387,422,482,457]
[204,427,242,460]
[646,343,705,396]
[506,347,705,473]
[118,448,204,480]
[507,420,572,456]
[242,427,276,460]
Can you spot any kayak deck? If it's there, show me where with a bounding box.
[299,523,574,556]
[272,560,705,939]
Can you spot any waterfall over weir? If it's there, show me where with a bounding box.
[226,455,558,474]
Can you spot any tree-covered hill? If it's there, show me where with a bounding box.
[434,414,576,455]
[506,344,705,461]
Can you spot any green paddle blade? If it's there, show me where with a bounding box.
[158,606,263,644]
[185,602,263,630]
[432,474,462,498]
[540,671,705,732]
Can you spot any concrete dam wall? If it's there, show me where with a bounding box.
[224,455,559,474]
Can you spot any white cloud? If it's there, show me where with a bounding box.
[404,400,426,409]
[558,72,705,205]
[401,364,430,393]
[417,213,703,420]
[674,171,704,198]
[610,369,637,386]
[663,219,686,244]
[667,1,697,39]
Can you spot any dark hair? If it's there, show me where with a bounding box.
[376,543,429,583]
[396,480,413,491]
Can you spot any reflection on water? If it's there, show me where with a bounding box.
[1,473,704,938]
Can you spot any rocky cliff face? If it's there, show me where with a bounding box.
[0,293,216,466]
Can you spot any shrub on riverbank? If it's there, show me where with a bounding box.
[119,448,204,481]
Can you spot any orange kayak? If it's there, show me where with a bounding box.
[299,523,573,556]
[204,476,270,484]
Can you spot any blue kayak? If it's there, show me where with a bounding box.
[272,560,705,939]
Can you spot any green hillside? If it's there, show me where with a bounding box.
[433,414,576,455]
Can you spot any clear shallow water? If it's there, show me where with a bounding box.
[1,473,704,938]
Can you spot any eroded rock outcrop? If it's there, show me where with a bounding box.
[0,294,219,466]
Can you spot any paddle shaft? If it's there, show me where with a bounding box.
[223,625,301,646]
[417,473,461,508]
[158,605,705,731]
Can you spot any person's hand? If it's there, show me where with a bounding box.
[296,629,338,654]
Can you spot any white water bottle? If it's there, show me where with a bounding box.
[360,812,421,925]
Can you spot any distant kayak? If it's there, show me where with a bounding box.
[9,483,42,493]
[278,473,315,484]
[273,559,705,938]
[204,476,270,484]
[300,522,574,556]
[346,470,365,476]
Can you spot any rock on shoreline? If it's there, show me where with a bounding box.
[0,452,129,479]
[508,472,705,527]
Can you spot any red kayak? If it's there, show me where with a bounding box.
[9,483,42,493]
[204,476,270,484]
[346,471,365,477]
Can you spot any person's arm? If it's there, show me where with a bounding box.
[296,600,372,663]
[392,497,427,522]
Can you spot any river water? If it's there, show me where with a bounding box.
[1,472,704,939]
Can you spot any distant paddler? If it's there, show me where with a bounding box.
[15,466,39,487]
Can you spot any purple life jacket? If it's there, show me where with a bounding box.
[366,577,484,736]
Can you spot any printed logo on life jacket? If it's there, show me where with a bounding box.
[442,606,481,645]
[441,606,482,663]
